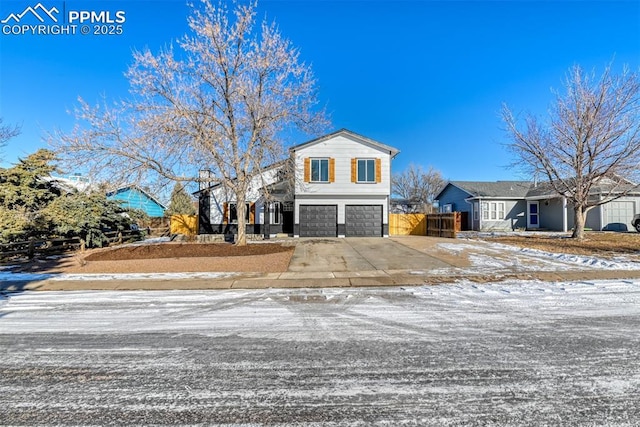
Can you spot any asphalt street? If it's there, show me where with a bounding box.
[1,282,639,426]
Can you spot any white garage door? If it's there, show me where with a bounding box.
[605,201,635,231]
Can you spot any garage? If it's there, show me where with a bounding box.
[604,201,636,231]
[299,205,337,237]
[345,205,382,237]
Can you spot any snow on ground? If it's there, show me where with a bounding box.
[127,236,172,245]
[1,280,639,336]
[436,238,640,273]
[0,269,235,282]
[1,281,639,425]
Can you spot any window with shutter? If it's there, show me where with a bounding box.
[310,158,330,182]
[356,159,376,183]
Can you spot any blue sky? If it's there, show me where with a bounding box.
[1,0,639,182]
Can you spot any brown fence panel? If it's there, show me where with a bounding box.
[389,213,426,235]
[0,237,81,260]
[425,212,463,238]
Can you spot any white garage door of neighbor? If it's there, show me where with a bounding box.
[605,201,635,231]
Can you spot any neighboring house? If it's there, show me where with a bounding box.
[43,174,93,193]
[195,160,292,236]
[196,129,400,237]
[106,185,166,218]
[436,179,640,232]
[390,198,435,214]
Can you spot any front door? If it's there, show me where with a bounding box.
[527,201,539,229]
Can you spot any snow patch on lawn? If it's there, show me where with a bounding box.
[438,240,640,271]
[128,236,172,246]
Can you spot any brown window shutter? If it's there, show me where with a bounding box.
[375,158,382,183]
[223,202,228,224]
[329,158,335,183]
[249,203,255,224]
[304,158,310,182]
[351,158,357,183]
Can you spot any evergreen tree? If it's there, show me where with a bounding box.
[166,182,196,216]
[0,149,61,241]
[45,191,146,250]
[0,148,145,247]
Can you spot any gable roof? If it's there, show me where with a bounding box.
[192,159,290,195]
[290,128,400,158]
[437,177,640,201]
[106,185,167,210]
[525,176,640,198]
[439,181,532,200]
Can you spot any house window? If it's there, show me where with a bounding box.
[474,202,479,220]
[482,202,505,220]
[311,158,329,182]
[270,202,282,225]
[228,203,250,223]
[357,159,376,182]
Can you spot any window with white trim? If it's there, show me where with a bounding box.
[482,201,505,220]
[357,159,376,182]
[311,158,329,182]
[270,202,282,225]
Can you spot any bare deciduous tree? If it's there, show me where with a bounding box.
[503,64,640,239]
[392,164,445,213]
[0,118,20,157]
[52,0,327,245]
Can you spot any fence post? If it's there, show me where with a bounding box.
[27,238,35,259]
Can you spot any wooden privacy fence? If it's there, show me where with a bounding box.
[425,212,466,238]
[389,213,426,235]
[170,215,198,236]
[390,212,466,238]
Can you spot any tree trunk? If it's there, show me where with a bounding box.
[571,205,587,239]
[236,193,247,246]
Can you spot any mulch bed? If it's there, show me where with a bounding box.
[84,242,294,262]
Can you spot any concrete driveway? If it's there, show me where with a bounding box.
[287,237,452,273]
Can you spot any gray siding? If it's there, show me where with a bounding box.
[479,199,525,231]
[585,206,602,231]
[539,198,565,231]
[437,184,473,229]
[507,200,527,230]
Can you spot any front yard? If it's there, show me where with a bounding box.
[478,231,640,258]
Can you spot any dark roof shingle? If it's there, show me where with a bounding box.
[449,181,532,198]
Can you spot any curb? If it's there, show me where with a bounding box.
[3,269,640,292]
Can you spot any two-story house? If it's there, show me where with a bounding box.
[291,129,399,237]
[196,129,400,238]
